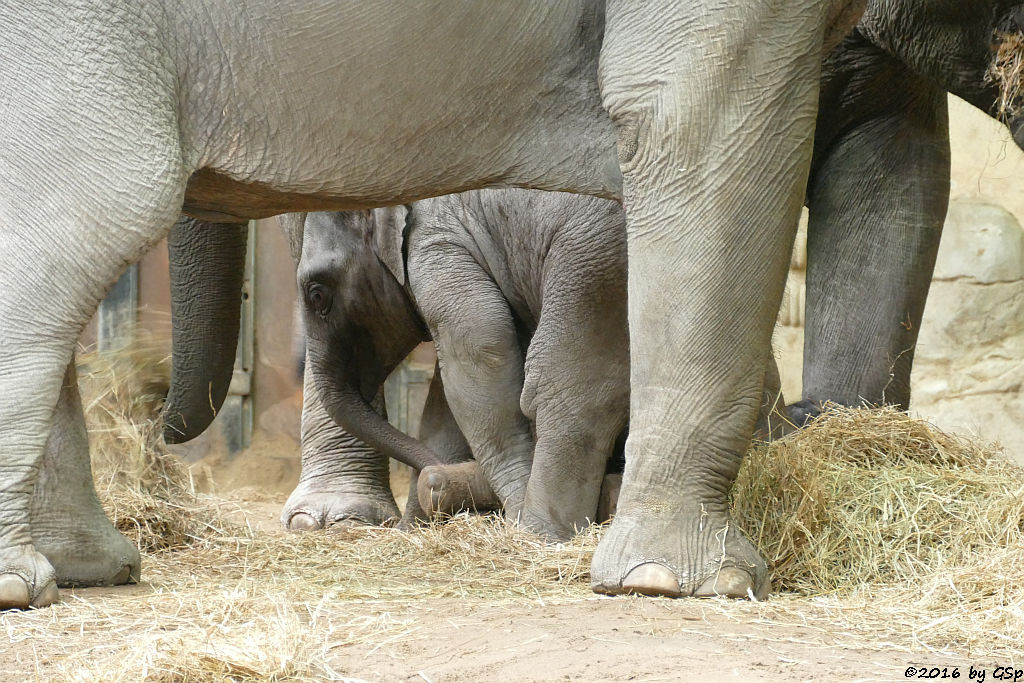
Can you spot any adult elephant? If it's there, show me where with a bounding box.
[0,0,854,608]
[165,0,1024,599]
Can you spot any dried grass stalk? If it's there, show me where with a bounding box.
[734,405,1024,655]
[78,339,221,552]
[988,30,1024,120]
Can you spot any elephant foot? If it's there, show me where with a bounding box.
[0,544,59,609]
[786,399,825,427]
[590,502,769,600]
[518,472,624,541]
[281,484,400,531]
[417,461,502,516]
[32,522,141,588]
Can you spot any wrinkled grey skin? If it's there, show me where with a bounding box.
[161,220,249,444]
[298,191,631,540]
[0,0,849,607]
[11,217,246,605]
[791,0,1024,424]
[284,359,476,531]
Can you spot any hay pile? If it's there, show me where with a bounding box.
[735,405,1024,654]
[989,30,1024,121]
[77,340,220,551]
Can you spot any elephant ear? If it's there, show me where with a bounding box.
[372,205,410,285]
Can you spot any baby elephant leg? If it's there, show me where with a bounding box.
[413,253,534,519]
[404,365,488,526]
[518,252,630,540]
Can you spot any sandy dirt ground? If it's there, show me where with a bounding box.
[0,496,978,683]
[222,502,936,682]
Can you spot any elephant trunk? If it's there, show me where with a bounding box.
[162,217,249,444]
[311,360,443,472]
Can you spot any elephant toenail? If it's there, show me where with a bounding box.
[32,580,59,608]
[423,469,445,492]
[417,466,448,512]
[621,562,682,597]
[694,567,758,599]
[110,565,133,585]
[0,574,31,609]
[288,512,320,531]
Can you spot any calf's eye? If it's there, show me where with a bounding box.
[306,283,332,316]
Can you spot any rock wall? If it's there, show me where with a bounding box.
[911,201,1024,462]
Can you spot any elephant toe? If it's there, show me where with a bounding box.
[282,487,400,532]
[288,512,321,531]
[0,545,60,609]
[0,574,31,609]
[694,566,763,599]
[621,562,681,597]
[110,563,138,586]
[32,579,59,608]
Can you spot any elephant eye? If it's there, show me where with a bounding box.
[305,283,332,317]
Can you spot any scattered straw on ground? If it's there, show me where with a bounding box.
[4,346,1024,678]
[77,340,220,552]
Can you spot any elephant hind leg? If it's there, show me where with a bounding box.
[413,249,535,517]
[802,65,949,413]
[518,224,630,540]
[30,362,141,587]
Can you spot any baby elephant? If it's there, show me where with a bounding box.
[299,190,631,539]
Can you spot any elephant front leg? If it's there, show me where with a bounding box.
[283,365,400,531]
[413,257,534,519]
[400,364,479,527]
[30,362,140,586]
[591,0,835,598]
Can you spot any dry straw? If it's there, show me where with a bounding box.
[988,30,1024,121]
[3,345,1023,679]
[735,405,1024,656]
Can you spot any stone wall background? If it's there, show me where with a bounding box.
[775,96,1024,464]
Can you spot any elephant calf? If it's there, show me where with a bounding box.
[296,189,631,540]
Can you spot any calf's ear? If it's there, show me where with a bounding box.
[372,205,410,285]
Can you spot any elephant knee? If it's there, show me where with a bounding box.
[441,328,517,373]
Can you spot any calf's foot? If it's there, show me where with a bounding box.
[591,502,769,599]
[282,485,400,530]
[417,461,502,516]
